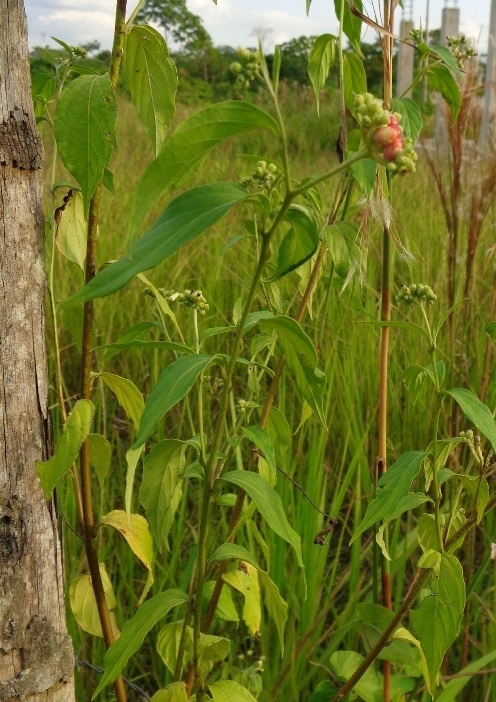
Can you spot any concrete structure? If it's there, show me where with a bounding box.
[435,4,460,144]
[481,0,496,144]
[396,19,415,98]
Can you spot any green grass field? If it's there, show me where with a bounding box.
[45,82,496,701]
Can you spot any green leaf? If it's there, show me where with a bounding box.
[98,372,144,430]
[54,73,116,213]
[343,52,367,112]
[266,407,291,468]
[308,34,336,114]
[350,157,377,198]
[260,316,326,426]
[259,571,288,655]
[31,72,57,117]
[350,451,426,542]
[129,101,277,236]
[92,589,189,697]
[411,553,466,692]
[356,604,421,670]
[156,620,189,676]
[69,563,119,639]
[458,475,489,525]
[242,426,277,482]
[134,355,213,448]
[125,445,144,522]
[268,205,319,281]
[209,680,257,702]
[418,511,466,554]
[436,649,496,702]
[446,388,496,453]
[56,189,87,270]
[221,471,304,570]
[330,651,382,702]
[123,25,177,156]
[334,0,363,53]
[325,221,360,280]
[429,44,463,77]
[485,321,496,341]
[427,64,461,125]
[204,581,239,622]
[390,98,423,144]
[150,683,188,702]
[36,399,94,498]
[67,183,247,304]
[309,682,339,701]
[139,439,188,552]
[88,433,111,486]
[211,543,260,571]
[404,362,445,405]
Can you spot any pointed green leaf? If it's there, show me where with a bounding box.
[54,73,116,212]
[241,426,277,481]
[129,101,277,235]
[259,571,288,655]
[458,475,489,524]
[308,34,336,114]
[150,682,189,702]
[31,72,57,117]
[411,553,466,691]
[330,651,381,702]
[221,471,304,570]
[260,316,326,426]
[88,433,111,486]
[427,64,461,125]
[125,446,144,519]
[98,372,144,430]
[139,439,188,551]
[334,0,363,53]
[429,44,463,77]
[123,25,177,156]
[36,399,94,498]
[211,543,260,571]
[446,388,496,452]
[208,680,257,702]
[92,589,189,697]
[269,205,319,281]
[134,355,213,448]
[350,451,426,542]
[391,98,423,144]
[67,183,247,304]
[343,52,367,113]
[223,563,261,636]
[157,620,190,676]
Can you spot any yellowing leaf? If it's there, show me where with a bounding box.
[223,562,261,636]
[56,189,87,270]
[69,563,119,638]
[97,372,144,430]
[100,510,154,602]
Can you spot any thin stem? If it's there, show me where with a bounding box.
[291,150,369,197]
[192,236,272,701]
[78,2,128,699]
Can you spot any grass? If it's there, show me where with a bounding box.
[43,80,496,700]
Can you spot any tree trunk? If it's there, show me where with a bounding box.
[0,1,76,700]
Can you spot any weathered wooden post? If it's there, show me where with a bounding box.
[0,1,76,699]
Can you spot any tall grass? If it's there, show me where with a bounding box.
[45,82,495,700]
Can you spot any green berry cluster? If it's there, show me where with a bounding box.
[230,48,261,89]
[236,398,259,414]
[396,283,437,305]
[408,27,423,44]
[353,93,417,174]
[161,289,209,314]
[239,160,278,190]
[447,35,478,69]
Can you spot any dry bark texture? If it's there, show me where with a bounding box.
[0,1,76,700]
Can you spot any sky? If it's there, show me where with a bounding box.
[24,0,492,55]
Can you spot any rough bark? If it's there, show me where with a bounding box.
[0,1,76,700]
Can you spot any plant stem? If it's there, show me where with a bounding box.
[78,2,128,700]
[192,235,272,700]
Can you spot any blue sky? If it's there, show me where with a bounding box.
[25,0,491,54]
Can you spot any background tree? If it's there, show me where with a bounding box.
[138,0,212,54]
[0,1,75,699]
